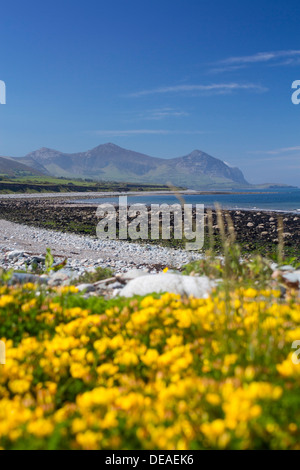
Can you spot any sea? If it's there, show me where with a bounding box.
[74,188,300,213]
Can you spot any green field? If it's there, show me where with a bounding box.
[0,175,179,194]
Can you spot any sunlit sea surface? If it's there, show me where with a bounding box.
[73,188,300,213]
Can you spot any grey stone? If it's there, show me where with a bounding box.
[48,269,77,286]
[77,283,96,293]
[7,250,27,260]
[10,273,48,285]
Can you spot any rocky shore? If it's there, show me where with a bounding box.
[0,196,299,258]
[0,194,299,298]
[0,217,205,295]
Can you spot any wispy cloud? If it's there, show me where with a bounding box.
[92,129,206,137]
[249,146,300,156]
[211,50,300,72]
[127,83,267,97]
[138,107,189,120]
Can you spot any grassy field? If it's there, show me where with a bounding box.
[0,175,178,194]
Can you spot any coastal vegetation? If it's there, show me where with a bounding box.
[0,268,299,449]
[0,211,299,449]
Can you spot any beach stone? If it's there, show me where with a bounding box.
[48,269,77,286]
[30,256,45,264]
[10,273,48,285]
[77,283,96,293]
[7,250,27,260]
[117,268,149,281]
[118,273,216,298]
[107,281,124,289]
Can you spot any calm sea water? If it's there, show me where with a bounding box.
[75,188,300,213]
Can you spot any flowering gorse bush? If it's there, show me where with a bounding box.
[0,283,300,449]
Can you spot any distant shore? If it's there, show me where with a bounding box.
[0,189,281,200]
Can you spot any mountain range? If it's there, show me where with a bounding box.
[13,143,250,190]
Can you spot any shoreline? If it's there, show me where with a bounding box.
[1,189,299,214]
[0,196,299,262]
[0,188,283,200]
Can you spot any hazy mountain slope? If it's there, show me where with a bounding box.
[0,156,44,177]
[15,143,250,189]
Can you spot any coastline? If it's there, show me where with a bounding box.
[0,195,299,262]
[0,188,283,200]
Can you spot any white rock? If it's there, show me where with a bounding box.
[117,268,149,281]
[7,250,26,260]
[282,271,300,284]
[280,265,295,272]
[118,273,216,298]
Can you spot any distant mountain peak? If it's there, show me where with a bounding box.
[92,142,122,150]
[186,149,215,159]
[25,147,63,161]
[34,147,59,153]
[105,142,120,148]
[189,149,206,156]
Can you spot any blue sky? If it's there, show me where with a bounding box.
[0,0,300,185]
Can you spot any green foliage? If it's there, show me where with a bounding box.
[44,248,67,274]
[75,267,113,284]
[45,248,54,273]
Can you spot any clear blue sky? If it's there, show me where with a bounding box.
[0,0,300,185]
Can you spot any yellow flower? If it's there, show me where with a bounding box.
[0,295,14,307]
[27,419,54,438]
[206,393,221,406]
[141,349,159,366]
[22,283,36,290]
[201,419,226,438]
[76,431,102,450]
[8,379,31,394]
[21,299,37,313]
[72,418,87,434]
[59,286,79,295]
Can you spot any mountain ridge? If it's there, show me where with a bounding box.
[15,143,250,190]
